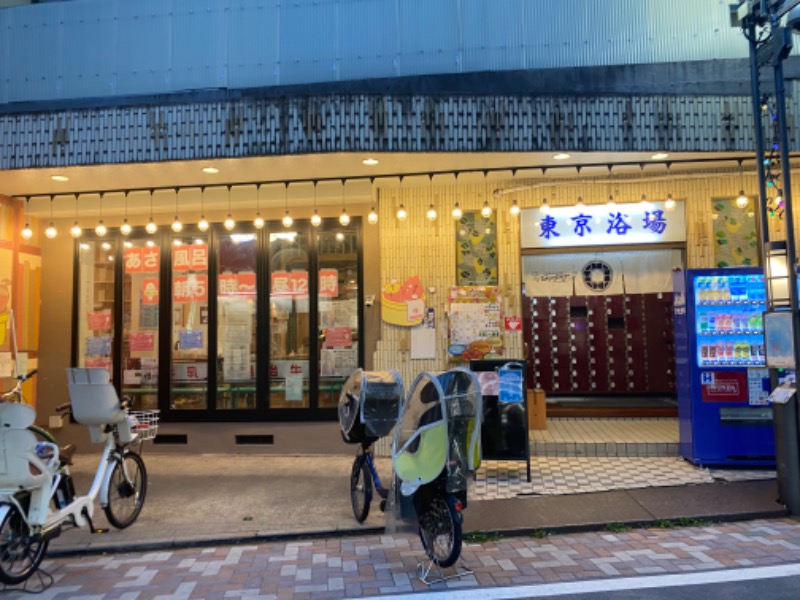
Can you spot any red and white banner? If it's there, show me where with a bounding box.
[172,244,209,272]
[271,271,308,296]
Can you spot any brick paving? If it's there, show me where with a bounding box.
[5,518,800,599]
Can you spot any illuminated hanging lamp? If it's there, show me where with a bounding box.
[70,194,82,238]
[452,172,463,219]
[254,184,265,229]
[509,198,520,216]
[736,160,749,208]
[426,175,437,221]
[339,179,350,226]
[145,190,158,234]
[198,187,210,232]
[367,178,378,225]
[45,195,57,239]
[396,176,407,221]
[282,182,293,228]
[171,188,183,232]
[95,193,108,237]
[224,185,235,231]
[20,197,33,240]
[311,180,322,227]
[120,191,132,235]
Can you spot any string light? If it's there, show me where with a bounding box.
[198,187,210,232]
[224,185,235,231]
[45,195,57,239]
[21,197,32,240]
[509,198,520,216]
[145,190,158,234]
[120,191,132,235]
[339,179,350,226]
[735,160,748,209]
[70,194,82,238]
[396,176,407,221]
[254,184,265,229]
[171,188,183,232]
[282,182,293,228]
[367,178,378,225]
[540,198,550,214]
[311,181,322,227]
[95,193,107,237]
[426,175,437,221]
[480,172,492,218]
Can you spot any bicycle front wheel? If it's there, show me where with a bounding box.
[104,450,148,529]
[417,493,462,568]
[350,454,373,523]
[0,500,48,585]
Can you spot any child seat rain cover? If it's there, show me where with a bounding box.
[338,369,403,443]
[392,367,482,497]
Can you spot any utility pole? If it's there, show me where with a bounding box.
[734,0,800,515]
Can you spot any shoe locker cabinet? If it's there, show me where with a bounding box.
[522,294,676,395]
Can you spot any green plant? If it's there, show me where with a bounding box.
[653,519,675,529]
[604,522,630,533]
[677,517,712,527]
[530,529,550,539]
[243,515,254,522]
[463,531,502,543]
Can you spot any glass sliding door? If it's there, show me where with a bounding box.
[317,227,360,408]
[121,238,160,410]
[75,236,117,378]
[217,232,257,410]
[170,238,209,410]
[269,230,311,409]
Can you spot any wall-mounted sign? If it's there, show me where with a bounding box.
[520,201,686,249]
[172,244,209,271]
[125,247,160,273]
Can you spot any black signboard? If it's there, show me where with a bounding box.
[470,358,531,482]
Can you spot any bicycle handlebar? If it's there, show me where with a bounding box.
[18,369,38,383]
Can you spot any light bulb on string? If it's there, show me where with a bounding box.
[120,191,132,235]
[254,184,265,229]
[509,199,520,216]
[198,187,210,232]
[665,193,676,211]
[338,179,350,226]
[425,174,437,221]
[481,200,492,218]
[311,181,322,227]
[145,190,158,234]
[576,196,585,209]
[45,195,57,239]
[70,194,82,238]
[95,193,107,237]
[452,172,463,219]
[171,188,183,232]
[540,198,550,214]
[20,197,32,240]
[480,171,492,218]
[367,178,378,225]
[735,159,748,208]
[396,176,407,221]
[224,185,235,231]
[282,182,293,228]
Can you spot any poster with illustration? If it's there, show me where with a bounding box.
[456,212,498,285]
[712,197,759,267]
[447,286,503,364]
[382,275,425,326]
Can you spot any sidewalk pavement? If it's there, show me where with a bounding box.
[47,452,788,557]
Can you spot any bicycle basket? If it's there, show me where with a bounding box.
[128,410,160,441]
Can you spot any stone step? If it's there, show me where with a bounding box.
[530,440,680,458]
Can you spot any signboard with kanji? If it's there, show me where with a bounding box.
[271,271,308,296]
[172,244,209,271]
[319,269,339,298]
[124,247,160,273]
[173,275,208,303]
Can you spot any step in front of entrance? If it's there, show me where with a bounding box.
[530,439,680,458]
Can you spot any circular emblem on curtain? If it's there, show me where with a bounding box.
[582,260,613,291]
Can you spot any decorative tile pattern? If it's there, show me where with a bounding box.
[7,519,800,599]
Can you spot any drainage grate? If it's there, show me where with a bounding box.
[235,434,274,445]
[153,434,188,445]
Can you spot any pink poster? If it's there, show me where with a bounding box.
[87,310,112,331]
[129,331,155,352]
[324,327,353,348]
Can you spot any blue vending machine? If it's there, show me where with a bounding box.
[673,268,774,467]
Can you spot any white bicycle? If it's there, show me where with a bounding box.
[0,367,158,587]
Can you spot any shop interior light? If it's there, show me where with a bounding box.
[51,174,69,182]
[480,200,492,218]
[480,172,492,218]
[553,153,570,160]
[224,185,235,231]
[510,198,520,216]
[45,196,57,239]
[20,197,32,240]
[120,191,132,235]
[367,206,378,225]
[735,159,749,209]
[426,204,437,221]
[452,202,463,219]
[198,187,210,232]
[145,190,158,234]
[362,158,379,166]
[426,175,437,221]
[202,166,219,174]
[171,188,183,232]
[338,179,350,226]
[311,181,322,227]
[95,193,107,237]
[651,152,669,160]
[70,194,82,238]
[397,203,408,221]
[282,183,293,228]
[254,184,265,229]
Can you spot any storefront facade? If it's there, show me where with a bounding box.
[0,0,798,452]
